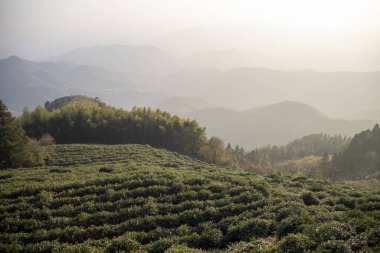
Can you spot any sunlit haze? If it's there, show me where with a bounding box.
[1,0,379,71]
[0,0,379,122]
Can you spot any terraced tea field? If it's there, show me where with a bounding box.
[0,144,379,252]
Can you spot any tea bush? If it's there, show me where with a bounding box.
[0,144,379,252]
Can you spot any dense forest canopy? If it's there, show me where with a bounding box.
[0,100,33,168]
[44,95,106,111]
[20,97,206,157]
[246,133,351,166]
[337,124,380,179]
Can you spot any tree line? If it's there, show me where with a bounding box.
[19,96,206,158]
[245,133,350,168]
[0,100,54,168]
[322,124,380,180]
[1,95,379,181]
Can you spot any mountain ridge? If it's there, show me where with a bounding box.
[49,44,180,76]
[187,101,376,149]
[0,55,135,112]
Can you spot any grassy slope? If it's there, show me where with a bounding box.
[0,144,379,252]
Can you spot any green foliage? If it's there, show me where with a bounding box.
[200,137,230,166]
[107,234,145,253]
[246,133,350,166]
[44,95,105,112]
[166,245,204,253]
[29,133,55,165]
[301,191,320,206]
[338,124,380,179]
[0,144,379,252]
[20,97,206,157]
[279,233,314,253]
[0,100,34,168]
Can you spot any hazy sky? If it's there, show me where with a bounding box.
[1,0,380,70]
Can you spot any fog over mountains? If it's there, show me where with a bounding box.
[49,44,179,76]
[1,43,379,147]
[186,101,375,149]
[154,25,380,72]
[0,55,136,112]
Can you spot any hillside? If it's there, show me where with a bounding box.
[0,144,379,252]
[187,101,375,149]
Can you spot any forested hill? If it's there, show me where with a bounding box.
[247,133,351,165]
[19,97,206,157]
[337,124,380,179]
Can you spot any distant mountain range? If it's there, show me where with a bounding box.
[161,67,380,116]
[49,44,180,76]
[1,47,378,149]
[0,55,138,112]
[186,101,376,149]
[46,44,380,116]
[0,55,169,113]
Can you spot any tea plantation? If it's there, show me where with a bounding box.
[0,144,379,252]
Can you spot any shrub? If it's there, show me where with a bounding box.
[336,196,356,209]
[165,245,203,253]
[49,168,71,173]
[292,176,307,182]
[250,238,280,253]
[195,222,223,248]
[279,233,314,253]
[317,240,353,253]
[226,241,257,253]
[367,227,380,247]
[107,235,144,253]
[144,237,177,253]
[301,191,319,206]
[226,218,275,242]
[29,134,55,166]
[275,203,306,222]
[313,221,355,242]
[276,214,310,237]
[99,167,114,173]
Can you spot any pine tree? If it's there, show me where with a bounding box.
[0,100,33,168]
